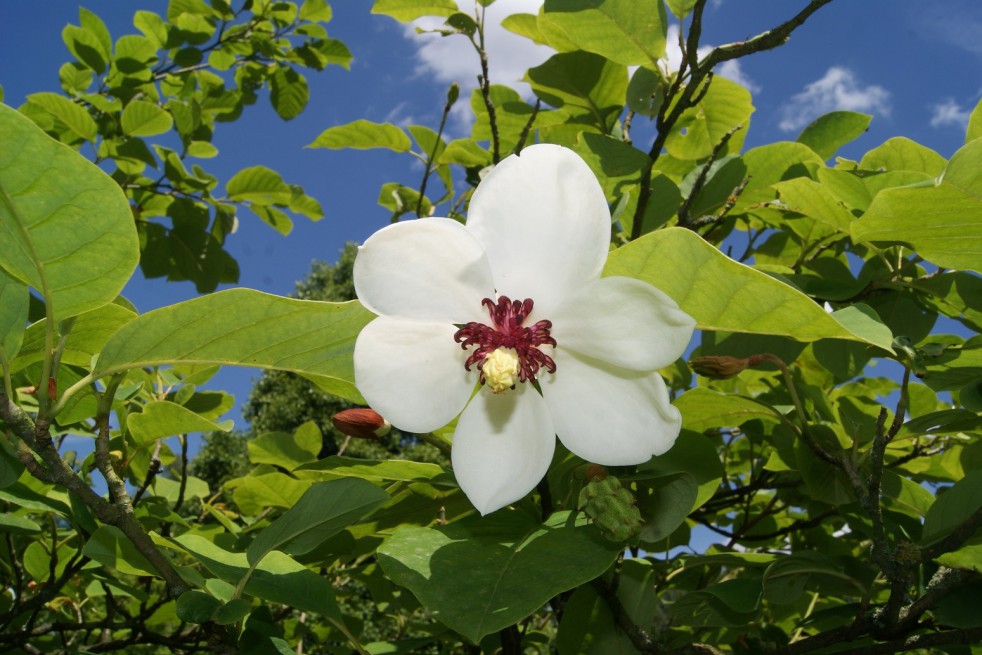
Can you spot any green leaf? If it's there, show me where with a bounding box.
[12,302,137,373]
[128,400,232,446]
[0,513,42,534]
[134,11,169,49]
[300,0,333,22]
[773,177,855,233]
[539,0,667,67]
[922,469,982,546]
[525,51,627,132]
[62,21,109,73]
[860,136,946,176]
[665,0,698,18]
[377,511,621,643]
[828,304,894,352]
[82,525,159,577]
[371,0,458,21]
[851,182,982,274]
[936,538,982,574]
[967,98,982,143]
[675,387,782,432]
[230,473,311,516]
[270,67,309,121]
[94,290,372,403]
[664,77,753,160]
[248,423,321,470]
[736,141,823,209]
[636,430,723,511]
[604,228,886,346]
[309,119,412,152]
[176,590,221,624]
[762,551,863,605]
[637,472,698,543]
[0,104,139,322]
[25,92,98,141]
[796,111,871,160]
[669,579,761,627]
[226,166,292,205]
[0,273,28,363]
[501,14,549,46]
[295,456,456,487]
[626,65,664,117]
[247,479,389,565]
[173,534,344,621]
[121,100,173,137]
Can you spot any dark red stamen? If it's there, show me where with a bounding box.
[454,296,557,388]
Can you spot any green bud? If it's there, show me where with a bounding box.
[578,475,643,542]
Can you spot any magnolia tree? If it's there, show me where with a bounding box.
[2,0,982,654]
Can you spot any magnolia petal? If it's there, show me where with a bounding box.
[354,218,494,323]
[541,350,681,465]
[451,385,555,515]
[354,317,474,433]
[466,144,610,315]
[549,276,696,371]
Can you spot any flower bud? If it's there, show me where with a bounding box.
[689,354,769,379]
[332,408,391,439]
[579,475,643,542]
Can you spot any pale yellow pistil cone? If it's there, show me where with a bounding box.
[481,347,521,393]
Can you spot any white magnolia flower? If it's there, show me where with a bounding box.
[353,144,696,515]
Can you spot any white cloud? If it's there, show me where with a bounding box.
[929,98,973,129]
[777,66,891,133]
[405,0,551,94]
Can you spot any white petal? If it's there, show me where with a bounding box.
[451,385,555,515]
[354,218,494,323]
[549,276,696,371]
[541,349,682,465]
[354,317,475,433]
[466,144,610,315]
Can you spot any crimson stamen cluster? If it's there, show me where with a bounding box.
[454,296,557,387]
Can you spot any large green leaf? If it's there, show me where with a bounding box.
[226,166,292,205]
[922,468,982,546]
[269,66,309,121]
[0,273,28,364]
[860,136,947,176]
[25,92,98,141]
[248,423,321,470]
[93,290,372,402]
[309,119,412,152]
[604,227,886,346]
[525,51,627,132]
[295,456,456,487]
[851,183,982,274]
[120,100,173,137]
[664,77,752,160]
[370,0,458,22]
[82,525,158,577]
[796,111,871,160]
[11,302,136,373]
[378,511,621,643]
[675,387,783,431]
[172,533,344,621]
[128,400,233,446]
[539,0,667,67]
[0,104,139,322]
[246,479,389,565]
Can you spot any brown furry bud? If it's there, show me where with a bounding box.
[332,408,391,439]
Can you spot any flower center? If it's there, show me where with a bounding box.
[454,296,557,393]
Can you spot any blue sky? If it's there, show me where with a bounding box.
[2,0,980,431]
